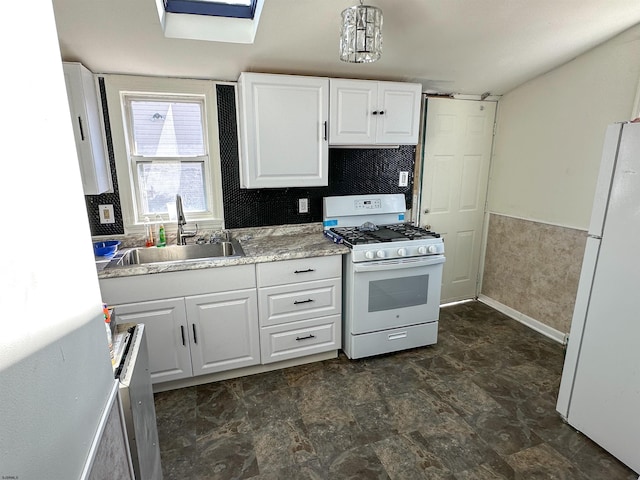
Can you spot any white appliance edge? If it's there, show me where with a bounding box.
[556,122,640,475]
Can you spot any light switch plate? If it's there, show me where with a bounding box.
[298,198,309,214]
[399,171,409,187]
[99,204,115,224]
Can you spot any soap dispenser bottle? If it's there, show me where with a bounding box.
[156,214,166,247]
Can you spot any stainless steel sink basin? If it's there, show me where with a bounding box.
[106,239,245,268]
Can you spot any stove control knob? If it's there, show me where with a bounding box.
[417,246,427,255]
[376,250,387,259]
[397,248,407,256]
[428,245,439,254]
[365,251,375,259]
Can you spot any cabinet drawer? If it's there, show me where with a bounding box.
[259,278,341,326]
[260,314,341,364]
[256,256,341,287]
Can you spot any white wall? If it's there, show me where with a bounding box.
[0,1,114,478]
[488,23,640,229]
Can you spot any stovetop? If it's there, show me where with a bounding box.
[328,224,441,247]
[324,223,445,262]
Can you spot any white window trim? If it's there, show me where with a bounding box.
[103,75,224,234]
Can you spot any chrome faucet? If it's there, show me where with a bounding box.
[176,194,197,245]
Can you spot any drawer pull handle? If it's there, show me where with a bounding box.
[180,326,186,346]
[294,298,315,305]
[294,269,315,274]
[296,334,316,341]
[192,324,198,344]
[388,332,407,341]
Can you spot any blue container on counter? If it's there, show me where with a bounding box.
[93,240,121,257]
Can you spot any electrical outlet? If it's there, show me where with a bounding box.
[298,198,309,214]
[99,204,115,224]
[399,171,409,187]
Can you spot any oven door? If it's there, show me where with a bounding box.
[349,255,445,334]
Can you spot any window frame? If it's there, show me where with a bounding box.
[103,75,225,234]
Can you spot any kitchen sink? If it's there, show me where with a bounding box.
[105,239,245,268]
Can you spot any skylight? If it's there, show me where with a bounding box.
[164,0,258,19]
[155,0,264,43]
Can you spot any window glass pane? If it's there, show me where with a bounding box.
[137,162,206,215]
[130,100,205,157]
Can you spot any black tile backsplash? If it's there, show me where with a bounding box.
[86,81,416,234]
[85,78,124,236]
[216,84,415,229]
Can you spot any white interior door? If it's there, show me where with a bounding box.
[419,97,496,304]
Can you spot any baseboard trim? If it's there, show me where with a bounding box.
[477,294,565,344]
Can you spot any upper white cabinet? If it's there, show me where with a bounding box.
[329,79,422,146]
[237,73,329,189]
[62,62,111,195]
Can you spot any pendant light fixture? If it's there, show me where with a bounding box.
[339,0,383,63]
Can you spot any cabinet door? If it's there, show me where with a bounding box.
[238,73,329,188]
[185,289,260,375]
[114,299,192,383]
[376,82,422,145]
[329,79,377,145]
[62,62,111,194]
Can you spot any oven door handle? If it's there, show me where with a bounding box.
[353,255,445,273]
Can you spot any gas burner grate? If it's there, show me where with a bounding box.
[330,223,441,246]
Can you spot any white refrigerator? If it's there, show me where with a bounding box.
[556,121,640,475]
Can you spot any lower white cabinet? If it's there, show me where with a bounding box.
[100,257,343,383]
[186,290,260,375]
[113,290,260,383]
[101,265,260,384]
[257,256,342,364]
[114,298,192,383]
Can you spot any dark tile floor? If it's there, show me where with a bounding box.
[154,301,638,479]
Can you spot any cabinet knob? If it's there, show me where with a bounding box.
[379,110,385,115]
[372,111,378,115]
[424,208,430,214]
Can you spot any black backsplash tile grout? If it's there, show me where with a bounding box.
[85,82,416,234]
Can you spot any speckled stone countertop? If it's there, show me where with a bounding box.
[96,223,349,279]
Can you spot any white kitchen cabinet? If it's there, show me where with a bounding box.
[100,265,259,384]
[186,289,260,375]
[329,79,422,145]
[256,256,342,364]
[237,72,329,188]
[62,62,111,194]
[113,298,192,383]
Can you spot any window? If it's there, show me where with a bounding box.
[104,75,224,232]
[125,96,208,217]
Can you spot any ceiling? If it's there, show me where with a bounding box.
[52,0,640,96]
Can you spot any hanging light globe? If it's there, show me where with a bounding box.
[339,0,383,63]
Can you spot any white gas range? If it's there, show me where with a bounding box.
[323,194,446,359]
